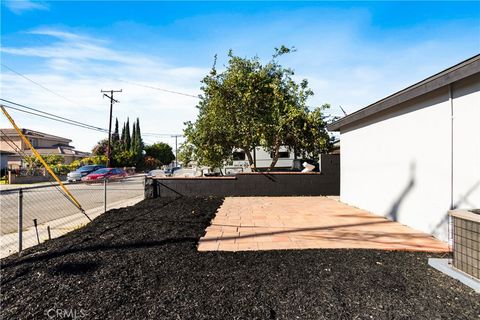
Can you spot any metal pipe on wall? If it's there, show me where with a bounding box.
[448,83,454,248]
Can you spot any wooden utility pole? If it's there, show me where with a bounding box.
[101,89,122,167]
[171,134,182,167]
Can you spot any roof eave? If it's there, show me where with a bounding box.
[327,54,480,132]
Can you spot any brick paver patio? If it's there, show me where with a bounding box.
[198,196,450,252]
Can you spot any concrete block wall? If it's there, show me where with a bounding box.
[145,155,340,198]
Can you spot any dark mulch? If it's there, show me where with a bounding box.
[1,197,479,320]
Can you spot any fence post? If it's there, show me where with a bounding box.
[143,176,146,200]
[104,178,107,214]
[18,189,23,254]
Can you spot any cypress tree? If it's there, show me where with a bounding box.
[125,118,131,151]
[136,118,143,151]
[135,118,143,161]
[121,123,126,144]
[131,121,137,153]
[112,118,119,143]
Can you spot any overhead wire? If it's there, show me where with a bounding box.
[0,129,80,208]
[1,63,81,106]
[2,61,189,140]
[0,99,108,132]
[1,64,193,136]
[1,99,183,138]
[2,62,199,100]
[115,78,199,98]
[0,103,108,133]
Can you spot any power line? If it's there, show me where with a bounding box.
[0,99,183,137]
[115,79,199,98]
[142,133,183,137]
[1,99,108,131]
[0,102,108,133]
[1,63,80,106]
[2,63,200,100]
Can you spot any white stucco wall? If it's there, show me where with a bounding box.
[452,75,480,212]
[339,74,479,242]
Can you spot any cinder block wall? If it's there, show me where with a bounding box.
[145,155,340,198]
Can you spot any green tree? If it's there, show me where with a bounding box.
[133,118,143,163]
[112,118,120,144]
[113,150,136,167]
[177,143,196,167]
[142,156,161,170]
[131,120,137,153]
[25,154,64,167]
[125,118,131,151]
[94,118,145,167]
[184,46,331,170]
[92,138,109,156]
[144,142,175,166]
[121,122,126,146]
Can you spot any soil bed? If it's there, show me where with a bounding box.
[1,197,479,319]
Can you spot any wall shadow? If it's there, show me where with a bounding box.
[386,162,416,222]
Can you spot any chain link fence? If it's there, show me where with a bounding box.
[0,175,145,258]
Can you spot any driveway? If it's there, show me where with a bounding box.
[198,196,449,252]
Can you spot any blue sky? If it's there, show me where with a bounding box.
[1,1,479,151]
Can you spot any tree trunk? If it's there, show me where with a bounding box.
[245,149,256,172]
[268,138,282,171]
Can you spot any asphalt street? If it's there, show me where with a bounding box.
[0,176,145,235]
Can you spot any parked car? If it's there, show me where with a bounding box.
[81,168,127,182]
[67,165,106,182]
[164,167,181,177]
[147,169,166,178]
[172,168,198,177]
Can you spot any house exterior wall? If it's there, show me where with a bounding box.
[0,136,24,152]
[339,74,479,242]
[1,130,85,168]
[1,134,69,152]
[34,138,69,148]
[0,152,11,170]
[452,75,480,212]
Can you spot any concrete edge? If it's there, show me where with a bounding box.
[449,209,480,223]
[428,258,480,293]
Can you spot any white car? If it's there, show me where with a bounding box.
[147,169,166,178]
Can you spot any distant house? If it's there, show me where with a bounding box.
[0,128,90,169]
[327,54,479,242]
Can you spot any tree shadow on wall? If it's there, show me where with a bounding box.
[431,179,480,236]
[386,162,416,222]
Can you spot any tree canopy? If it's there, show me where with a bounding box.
[177,143,195,167]
[92,117,145,168]
[184,46,331,170]
[144,142,175,166]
